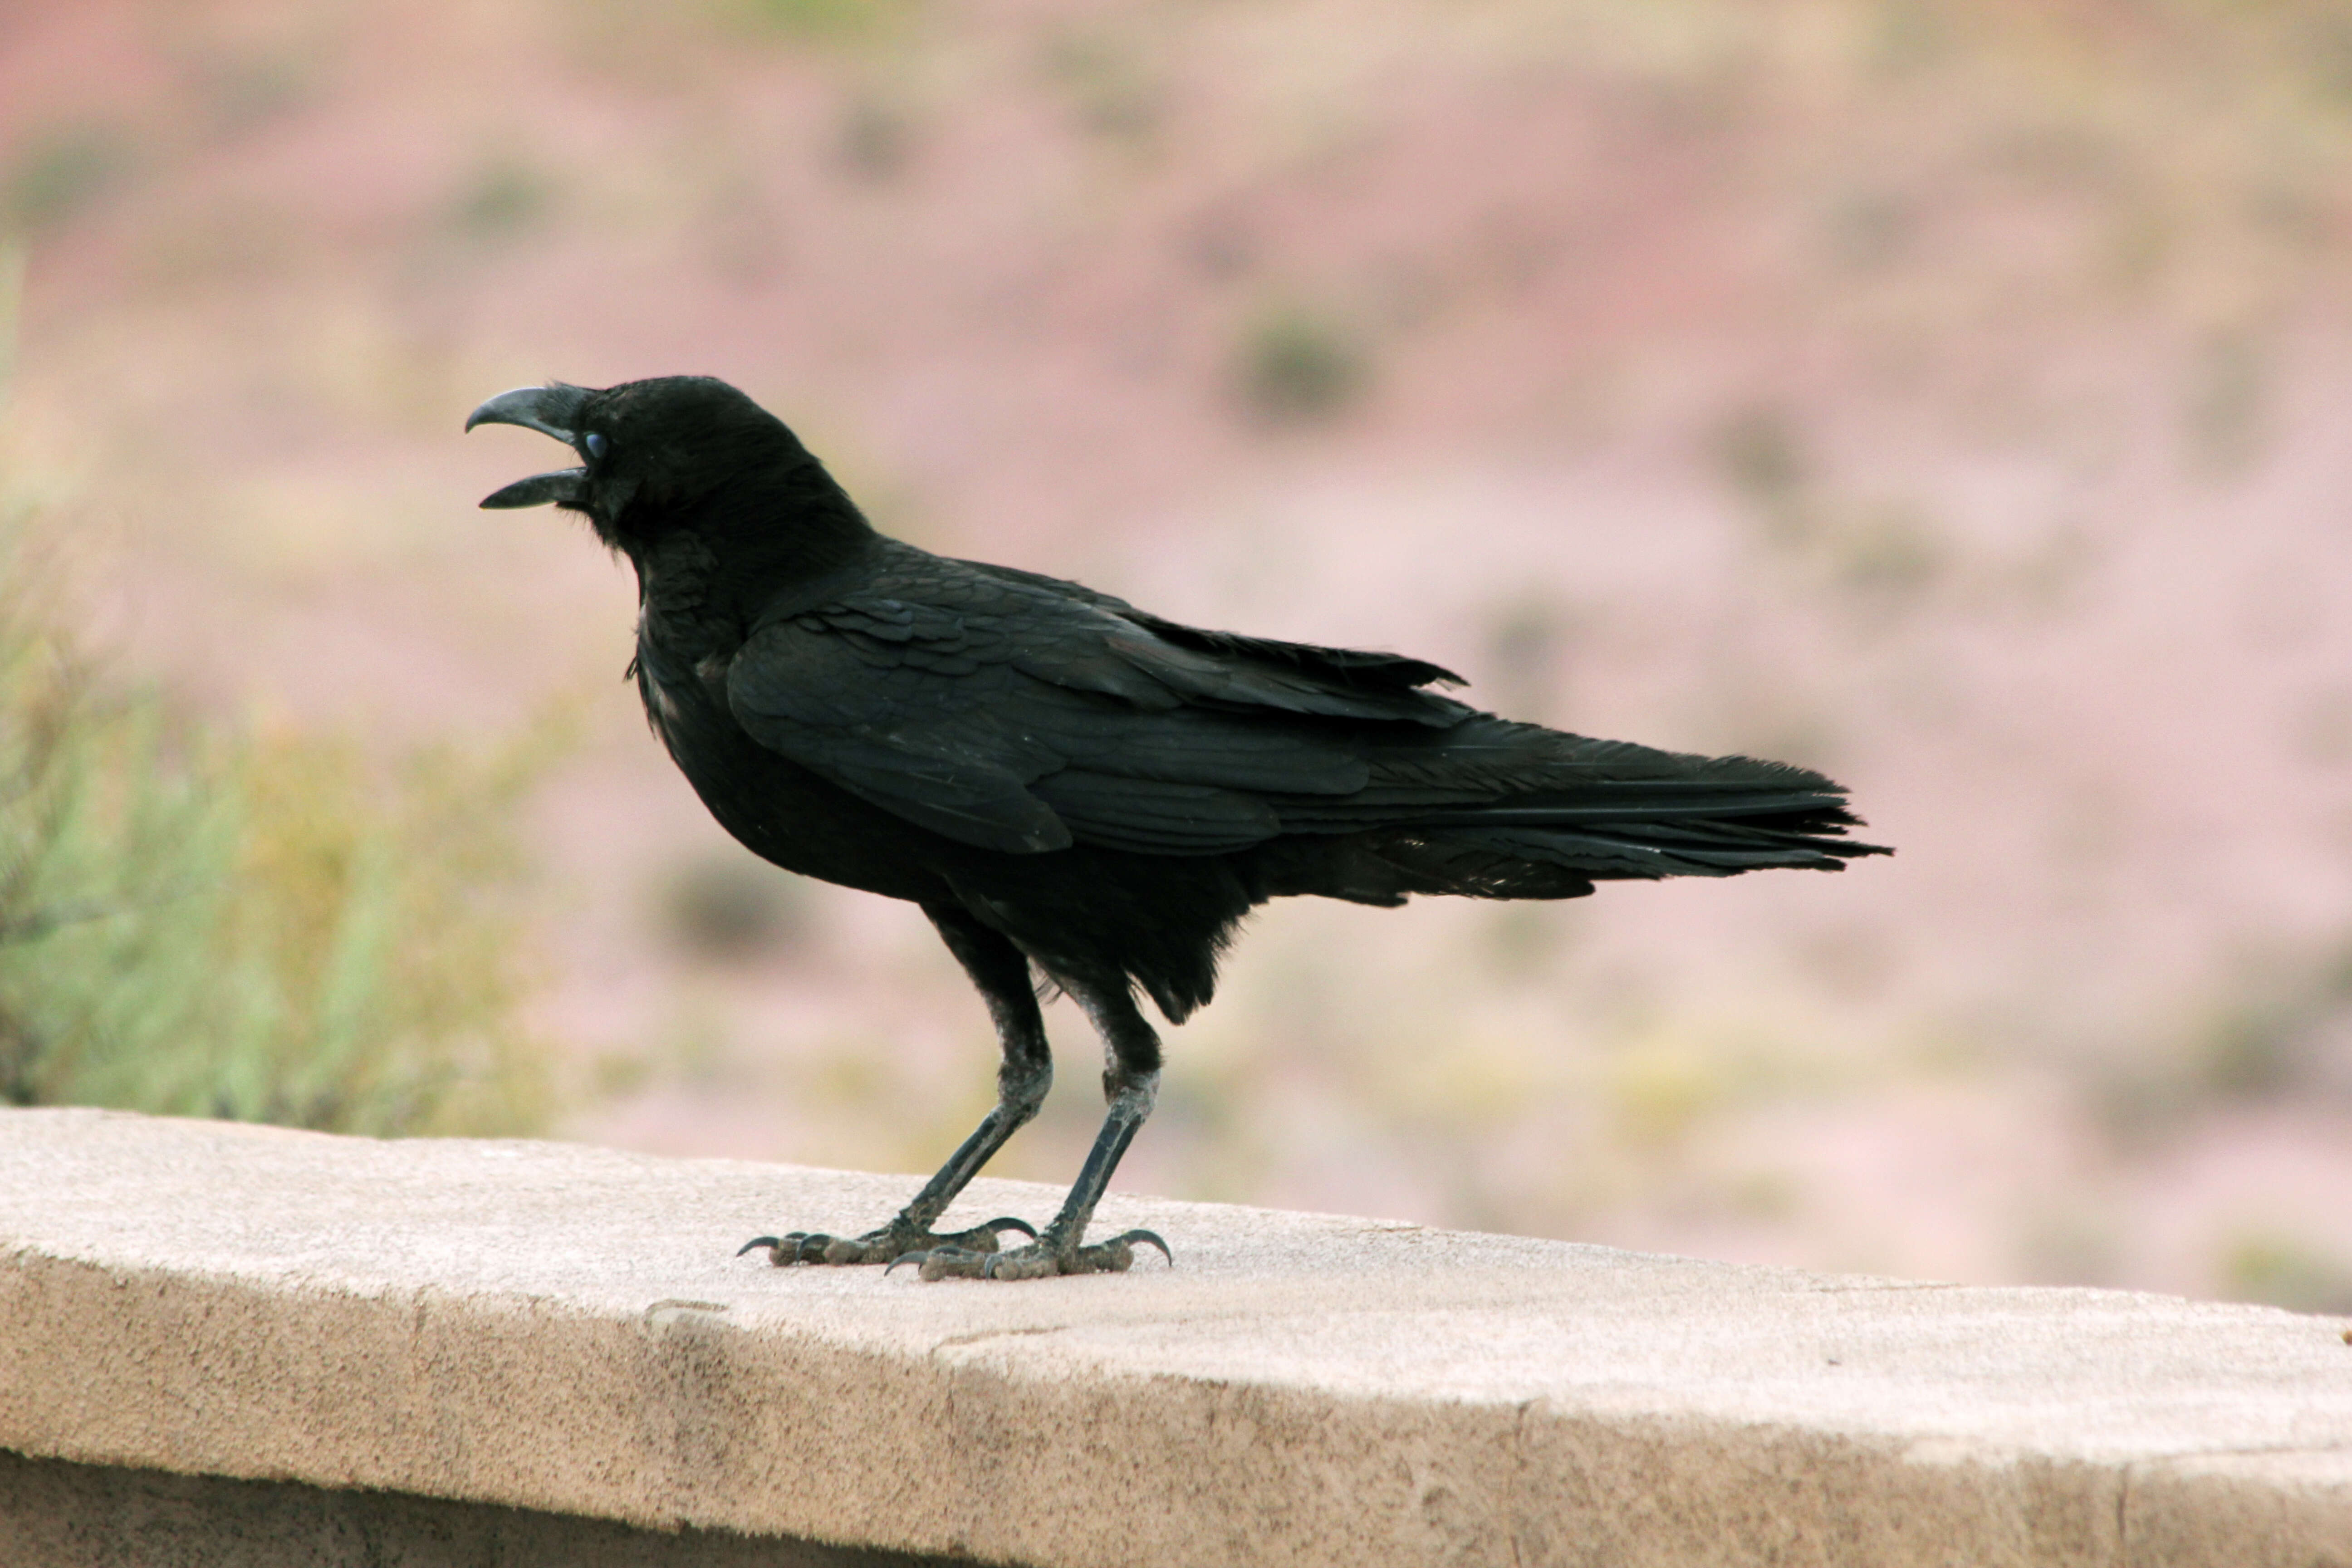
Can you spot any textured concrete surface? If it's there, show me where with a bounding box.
[1,1107,2347,1568]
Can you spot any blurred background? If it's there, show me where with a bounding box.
[3,0,2350,1309]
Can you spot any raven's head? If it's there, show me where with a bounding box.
[466,376,827,555]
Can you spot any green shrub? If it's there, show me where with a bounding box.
[0,483,553,1137]
[1235,304,1368,425]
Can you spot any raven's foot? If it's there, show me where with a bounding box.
[739,1215,1037,1267]
[886,1229,1171,1282]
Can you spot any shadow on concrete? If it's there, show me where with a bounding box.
[0,1450,963,1568]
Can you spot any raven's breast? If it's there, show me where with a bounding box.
[634,640,946,903]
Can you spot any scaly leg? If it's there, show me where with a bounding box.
[892,975,1170,1281]
[740,903,1050,1266]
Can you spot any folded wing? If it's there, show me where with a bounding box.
[726,551,1883,876]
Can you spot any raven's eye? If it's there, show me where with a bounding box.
[584,431,608,462]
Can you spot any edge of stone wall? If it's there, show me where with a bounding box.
[2,1108,2348,1568]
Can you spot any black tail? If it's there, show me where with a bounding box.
[1269,723,1889,904]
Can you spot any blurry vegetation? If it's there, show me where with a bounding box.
[1234,303,1368,425]
[1821,187,1917,271]
[2095,940,2352,1148]
[1607,1040,1724,1149]
[1040,23,1166,144]
[191,49,317,137]
[0,469,555,1135]
[659,854,805,965]
[4,125,134,236]
[722,0,924,47]
[2220,1232,2352,1316]
[1714,405,1808,543]
[446,158,555,243]
[1712,405,1952,614]
[1481,598,1570,720]
[1829,501,1948,606]
[2189,946,2352,1102]
[1867,0,1957,75]
[835,94,916,181]
[2165,0,2352,113]
[2183,328,2273,477]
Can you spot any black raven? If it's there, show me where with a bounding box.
[467,376,1888,1281]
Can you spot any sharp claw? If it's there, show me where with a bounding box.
[983,1215,1039,1240]
[913,1246,998,1282]
[883,1250,930,1276]
[1109,1229,1173,1266]
[737,1235,782,1258]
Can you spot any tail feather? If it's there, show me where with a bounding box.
[1269,724,1890,903]
[1482,822,1873,878]
[1394,789,1860,825]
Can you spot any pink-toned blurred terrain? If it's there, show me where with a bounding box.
[7,0,2352,1305]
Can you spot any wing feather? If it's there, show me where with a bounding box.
[725,554,1450,854]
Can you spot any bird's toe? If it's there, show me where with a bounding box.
[738,1215,1041,1268]
[882,1230,1176,1283]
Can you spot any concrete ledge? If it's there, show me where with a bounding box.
[1,1107,2348,1567]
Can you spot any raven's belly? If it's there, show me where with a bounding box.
[644,682,950,904]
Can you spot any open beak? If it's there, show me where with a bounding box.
[465,385,591,509]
